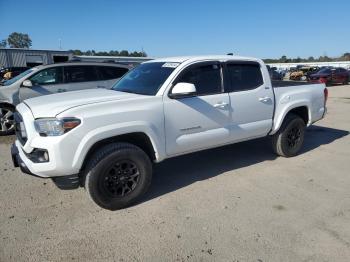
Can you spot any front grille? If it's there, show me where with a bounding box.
[14,112,28,145]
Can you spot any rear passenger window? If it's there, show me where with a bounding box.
[176,63,222,96]
[226,63,263,92]
[64,66,98,83]
[98,66,128,80]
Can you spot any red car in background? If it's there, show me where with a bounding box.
[309,67,349,86]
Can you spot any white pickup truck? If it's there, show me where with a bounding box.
[11,55,328,210]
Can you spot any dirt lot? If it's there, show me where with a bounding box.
[0,85,349,262]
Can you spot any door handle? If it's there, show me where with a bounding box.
[97,86,106,89]
[57,89,67,93]
[258,97,271,102]
[213,102,229,109]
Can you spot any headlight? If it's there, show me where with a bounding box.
[34,118,81,136]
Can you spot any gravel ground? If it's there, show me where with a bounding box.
[0,85,349,262]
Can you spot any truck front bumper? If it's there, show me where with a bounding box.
[11,142,80,190]
[11,143,36,176]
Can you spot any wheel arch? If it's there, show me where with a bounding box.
[0,102,15,110]
[79,132,158,173]
[271,104,310,135]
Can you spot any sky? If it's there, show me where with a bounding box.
[0,0,349,59]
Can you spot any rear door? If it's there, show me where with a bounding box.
[62,65,101,92]
[224,62,274,142]
[19,66,64,101]
[96,66,129,89]
[164,62,231,156]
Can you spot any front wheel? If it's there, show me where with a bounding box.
[84,143,152,210]
[0,105,15,136]
[272,113,305,157]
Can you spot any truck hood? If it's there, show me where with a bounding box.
[23,89,141,118]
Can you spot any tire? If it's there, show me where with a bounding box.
[84,142,152,210]
[272,113,305,157]
[0,104,15,136]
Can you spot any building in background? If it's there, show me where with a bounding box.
[0,48,73,68]
[0,48,153,69]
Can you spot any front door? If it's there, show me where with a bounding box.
[164,62,231,156]
[19,66,64,101]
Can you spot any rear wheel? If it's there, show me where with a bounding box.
[272,113,305,157]
[0,105,15,136]
[84,143,152,210]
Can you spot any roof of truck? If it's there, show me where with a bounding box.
[149,55,260,63]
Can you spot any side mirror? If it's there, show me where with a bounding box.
[22,79,33,88]
[169,82,196,99]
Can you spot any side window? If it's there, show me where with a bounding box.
[98,66,128,80]
[64,66,98,83]
[226,63,263,92]
[176,63,222,96]
[29,67,63,86]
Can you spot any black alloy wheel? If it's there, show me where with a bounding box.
[100,160,140,198]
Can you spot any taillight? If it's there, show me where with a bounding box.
[324,88,328,104]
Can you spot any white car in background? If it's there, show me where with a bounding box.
[0,62,129,135]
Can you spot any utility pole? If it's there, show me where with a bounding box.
[59,38,62,50]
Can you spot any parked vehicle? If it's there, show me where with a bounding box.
[305,67,320,81]
[309,67,349,86]
[0,62,129,135]
[267,65,283,80]
[290,66,317,81]
[0,67,29,81]
[11,55,327,210]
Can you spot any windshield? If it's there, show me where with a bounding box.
[1,69,34,86]
[112,62,177,95]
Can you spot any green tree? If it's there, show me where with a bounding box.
[319,56,332,62]
[119,50,129,56]
[109,50,120,56]
[340,53,350,61]
[280,55,288,63]
[70,49,83,55]
[0,39,7,48]
[7,32,32,48]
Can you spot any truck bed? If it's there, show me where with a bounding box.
[272,80,319,88]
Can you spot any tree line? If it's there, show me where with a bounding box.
[264,53,350,63]
[0,32,147,57]
[69,49,147,57]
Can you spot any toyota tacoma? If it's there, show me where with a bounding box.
[11,55,328,210]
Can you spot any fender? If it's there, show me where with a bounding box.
[71,121,165,171]
[270,99,311,135]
